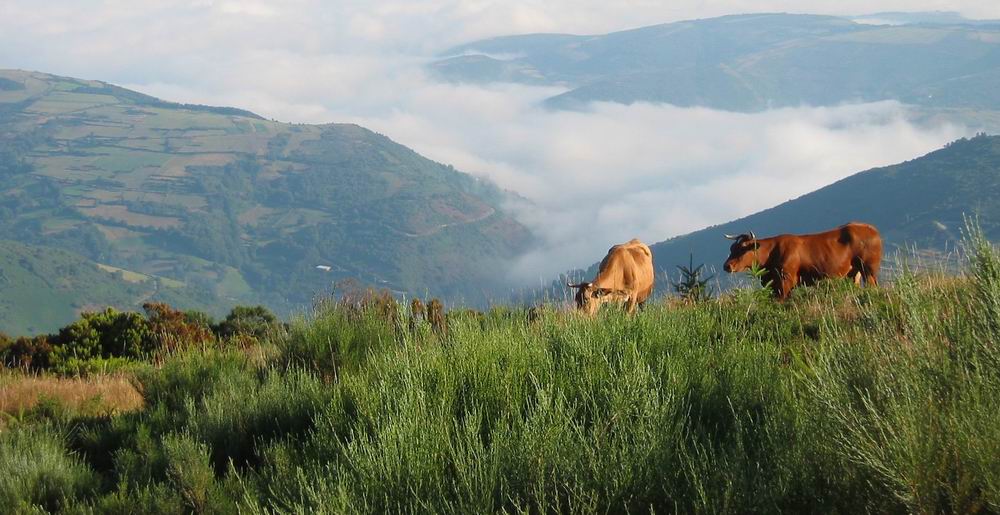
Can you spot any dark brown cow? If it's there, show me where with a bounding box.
[722,222,882,300]
[567,239,654,315]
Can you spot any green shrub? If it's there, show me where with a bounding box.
[135,347,252,413]
[214,305,282,342]
[186,367,332,471]
[0,426,99,512]
[162,433,220,513]
[278,300,399,379]
[49,309,151,373]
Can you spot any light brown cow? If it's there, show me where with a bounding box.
[567,239,654,315]
[722,222,882,300]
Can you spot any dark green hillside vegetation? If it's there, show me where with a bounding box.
[433,13,1000,118]
[1,229,999,513]
[0,69,532,332]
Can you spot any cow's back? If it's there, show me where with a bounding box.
[595,239,655,301]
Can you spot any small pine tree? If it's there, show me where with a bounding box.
[671,254,714,303]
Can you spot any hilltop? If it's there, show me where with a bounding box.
[432,12,1000,122]
[0,69,532,332]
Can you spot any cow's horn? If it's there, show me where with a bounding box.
[748,231,757,240]
[566,282,588,288]
[724,233,740,240]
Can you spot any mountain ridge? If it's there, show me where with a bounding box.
[431,13,1000,115]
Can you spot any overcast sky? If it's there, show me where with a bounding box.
[0,0,990,280]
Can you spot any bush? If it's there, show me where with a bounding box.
[144,302,216,354]
[0,426,100,512]
[162,433,221,513]
[2,335,53,371]
[46,309,151,374]
[214,305,282,342]
[278,297,400,379]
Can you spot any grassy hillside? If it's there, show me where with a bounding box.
[630,134,1000,290]
[1,231,999,512]
[0,241,215,335]
[0,69,532,325]
[432,13,1000,118]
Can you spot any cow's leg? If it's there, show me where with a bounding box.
[777,269,798,301]
[865,260,880,287]
[625,296,638,314]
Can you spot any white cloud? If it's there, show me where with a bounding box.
[0,0,984,283]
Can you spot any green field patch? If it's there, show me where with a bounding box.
[82,189,125,202]
[91,148,170,173]
[252,121,275,133]
[267,208,333,233]
[96,263,187,288]
[258,160,307,180]
[78,204,183,229]
[31,155,97,177]
[830,26,951,45]
[94,223,146,242]
[0,89,33,104]
[0,70,48,101]
[118,137,172,152]
[60,184,93,197]
[282,129,322,156]
[108,165,159,190]
[26,92,119,114]
[96,263,150,283]
[40,218,82,235]
[52,123,130,141]
[216,266,253,299]
[51,80,81,91]
[186,133,269,154]
[160,153,234,176]
[238,206,276,226]
[116,189,206,211]
[141,107,235,130]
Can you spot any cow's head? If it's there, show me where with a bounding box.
[722,232,759,273]
[566,282,629,315]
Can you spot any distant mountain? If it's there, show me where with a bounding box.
[851,11,1000,27]
[431,13,1000,115]
[0,241,214,335]
[0,69,532,331]
[626,134,1000,291]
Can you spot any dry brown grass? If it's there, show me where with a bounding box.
[0,372,144,419]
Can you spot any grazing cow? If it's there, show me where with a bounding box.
[567,239,655,315]
[722,222,882,300]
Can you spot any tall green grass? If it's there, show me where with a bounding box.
[2,231,999,513]
[0,425,99,512]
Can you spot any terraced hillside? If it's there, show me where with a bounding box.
[0,70,532,331]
